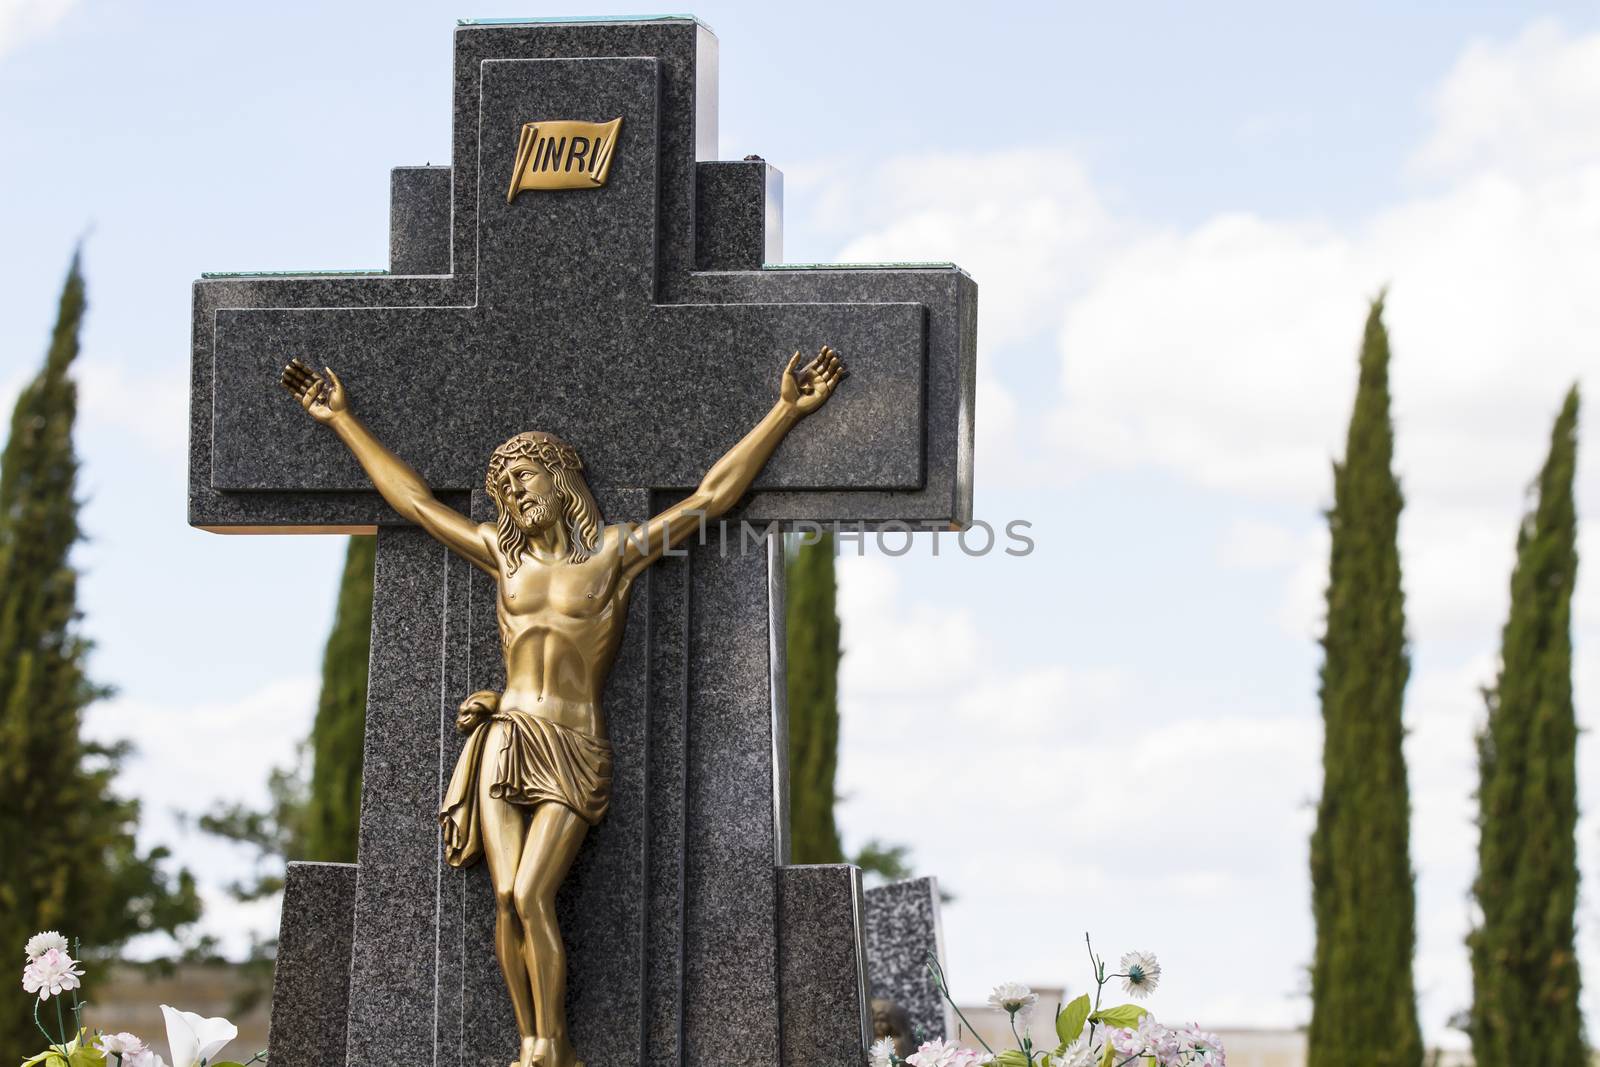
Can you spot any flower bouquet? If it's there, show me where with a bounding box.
[872,937,1225,1067]
[18,931,263,1067]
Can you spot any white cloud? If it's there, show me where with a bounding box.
[0,357,184,455]
[84,675,317,956]
[78,358,190,454]
[836,555,985,694]
[1218,517,1312,572]
[813,19,1600,1044]
[0,0,74,59]
[835,554,1320,1023]
[793,149,1122,355]
[1414,19,1600,180]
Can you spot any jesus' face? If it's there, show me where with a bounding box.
[498,457,562,534]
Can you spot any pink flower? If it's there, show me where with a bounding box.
[21,947,83,1000]
[96,1032,149,1057]
[1111,1017,1186,1066]
[1172,1023,1226,1066]
[905,1038,994,1067]
[24,931,69,961]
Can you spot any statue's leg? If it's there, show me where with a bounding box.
[514,802,588,1066]
[478,732,538,1065]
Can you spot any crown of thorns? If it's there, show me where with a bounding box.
[485,432,584,497]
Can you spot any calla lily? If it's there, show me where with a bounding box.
[159,1005,236,1067]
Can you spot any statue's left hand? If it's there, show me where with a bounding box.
[780,345,846,417]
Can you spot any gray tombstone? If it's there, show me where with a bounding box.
[864,877,957,1046]
[191,15,975,1067]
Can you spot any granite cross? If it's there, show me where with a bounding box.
[188,16,975,1067]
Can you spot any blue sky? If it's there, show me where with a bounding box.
[3,0,1599,1049]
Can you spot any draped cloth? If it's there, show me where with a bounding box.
[438,691,613,869]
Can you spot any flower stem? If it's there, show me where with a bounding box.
[1009,1012,1032,1064]
[53,995,71,1057]
[925,954,997,1058]
[32,998,66,1057]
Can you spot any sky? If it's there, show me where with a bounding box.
[1,0,1598,1050]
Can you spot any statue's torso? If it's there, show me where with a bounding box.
[491,525,634,737]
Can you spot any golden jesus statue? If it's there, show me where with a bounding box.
[280,347,845,1067]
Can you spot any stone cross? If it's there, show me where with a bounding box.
[188,16,974,1067]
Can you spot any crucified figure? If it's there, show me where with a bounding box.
[281,347,845,1067]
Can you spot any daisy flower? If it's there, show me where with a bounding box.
[986,981,1038,1020]
[1119,950,1161,998]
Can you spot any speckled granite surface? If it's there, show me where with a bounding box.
[864,877,956,1047]
[266,862,356,1063]
[778,865,871,1066]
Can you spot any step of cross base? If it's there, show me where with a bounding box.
[265,862,357,1064]
[265,861,889,1066]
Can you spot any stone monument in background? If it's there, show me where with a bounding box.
[188,15,974,1067]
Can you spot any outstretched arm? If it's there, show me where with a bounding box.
[281,359,495,574]
[619,345,845,579]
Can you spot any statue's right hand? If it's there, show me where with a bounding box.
[455,690,499,734]
[280,358,348,424]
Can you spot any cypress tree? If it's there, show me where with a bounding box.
[0,253,200,1054]
[1307,295,1422,1067]
[786,532,845,864]
[304,534,374,862]
[201,535,372,885]
[1468,386,1584,1066]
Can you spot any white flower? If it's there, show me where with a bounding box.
[1119,950,1161,998]
[905,1038,993,1067]
[21,948,83,1000]
[24,931,69,961]
[125,1052,170,1067]
[986,980,1039,1020]
[869,1036,898,1067]
[96,1032,150,1057]
[160,1005,237,1067]
[1055,1034,1100,1067]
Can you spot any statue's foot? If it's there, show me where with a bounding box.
[517,1035,543,1067]
[542,1035,582,1067]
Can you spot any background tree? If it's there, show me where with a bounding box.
[1468,386,1585,1067]
[786,532,846,864]
[1307,295,1423,1067]
[303,534,375,863]
[0,253,200,1054]
[199,533,373,1010]
[785,534,915,883]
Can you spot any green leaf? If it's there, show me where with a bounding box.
[993,1050,1030,1067]
[65,1045,105,1067]
[1098,1040,1117,1067]
[1056,994,1091,1045]
[1091,1004,1148,1029]
[20,1051,68,1067]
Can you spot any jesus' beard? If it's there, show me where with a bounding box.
[514,490,561,533]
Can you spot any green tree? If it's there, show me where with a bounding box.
[198,533,373,1012]
[1468,386,1585,1067]
[0,253,200,1054]
[202,535,373,882]
[304,534,374,862]
[784,533,918,885]
[1307,295,1422,1067]
[786,533,845,864]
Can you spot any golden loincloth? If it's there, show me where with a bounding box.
[438,692,613,869]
